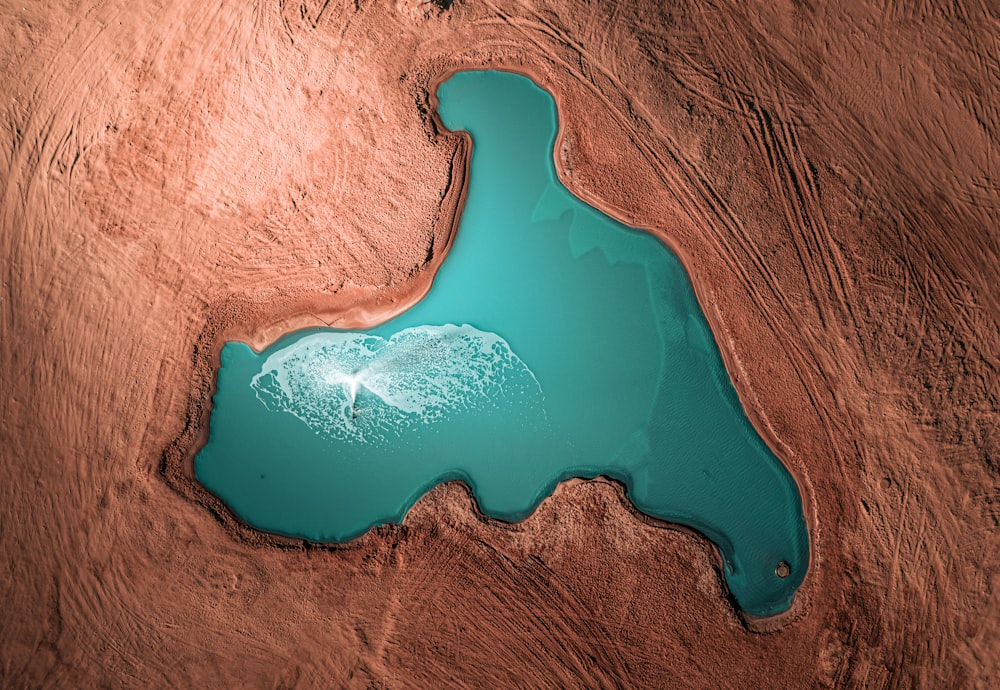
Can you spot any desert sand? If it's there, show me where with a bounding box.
[2,0,998,687]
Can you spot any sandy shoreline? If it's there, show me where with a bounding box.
[161,65,815,625]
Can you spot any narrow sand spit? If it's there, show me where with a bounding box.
[3,1,998,687]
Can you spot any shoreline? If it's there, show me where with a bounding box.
[160,64,815,627]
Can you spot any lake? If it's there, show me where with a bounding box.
[195,70,809,617]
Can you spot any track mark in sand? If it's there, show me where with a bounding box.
[398,537,632,686]
[767,87,862,337]
[280,0,358,40]
[312,0,334,29]
[739,100,835,333]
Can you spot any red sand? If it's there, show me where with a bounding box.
[2,1,998,687]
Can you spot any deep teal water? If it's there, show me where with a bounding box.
[195,70,809,617]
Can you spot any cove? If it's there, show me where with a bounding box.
[195,70,809,617]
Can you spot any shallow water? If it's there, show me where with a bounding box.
[196,70,809,617]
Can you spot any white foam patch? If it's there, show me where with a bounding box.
[251,324,545,443]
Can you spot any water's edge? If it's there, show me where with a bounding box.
[171,66,813,625]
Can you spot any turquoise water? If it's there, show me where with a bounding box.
[196,70,809,617]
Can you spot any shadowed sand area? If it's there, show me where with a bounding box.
[2,1,998,687]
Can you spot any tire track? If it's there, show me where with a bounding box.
[738,98,831,332]
[394,532,632,688]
